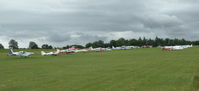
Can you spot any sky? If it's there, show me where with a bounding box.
[0,0,199,48]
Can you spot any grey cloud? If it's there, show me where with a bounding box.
[0,0,199,48]
[46,33,71,42]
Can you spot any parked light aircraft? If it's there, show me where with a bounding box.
[162,46,184,50]
[59,49,75,54]
[74,49,88,53]
[112,46,139,50]
[162,45,192,50]
[9,49,34,57]
[88,47,111,52]
[41,49,61,56]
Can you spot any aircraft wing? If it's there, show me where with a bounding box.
[21,52,34,57]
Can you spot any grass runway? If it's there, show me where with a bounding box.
[0,47,199,91]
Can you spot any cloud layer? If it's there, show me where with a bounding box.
[0,0,199,48]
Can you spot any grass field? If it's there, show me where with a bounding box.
[0,47,199,91]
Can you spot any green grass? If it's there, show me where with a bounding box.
[0,47,199,91]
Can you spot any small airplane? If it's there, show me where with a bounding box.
[59,49,88,54]
[74,49,88,53]
[162,46,184,50]
[112,46,140,50]
[88,47,96,51]
[112,46,123,50]
[9,48,34,57]
[161,45,192,50]
[88,47,104,52]
[162,46,173,50]
[41,49,61,56]
[88,47,111,52]
[59,49,76,54]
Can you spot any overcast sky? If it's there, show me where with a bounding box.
[0,0,199,48]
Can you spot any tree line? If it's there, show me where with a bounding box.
[0,39,53,49]
[0,37,199,49]
[85,37,194,48]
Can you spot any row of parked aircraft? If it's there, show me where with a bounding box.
[8,45,193,57]
[161,45,193,50]
[8,46,137,57]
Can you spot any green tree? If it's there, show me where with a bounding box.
[92,40,105,48]
[147,39,155,46]
[110,40,117,47]
[137,37,143,46]
[0,43,4,49]
[9,39,18,49]
[29,41,39,49]
[42,44,53,49]
[70,45,85,49]
[63,45,70,49]
[85,43,93,48]
[129,39,138,46]
[143,37,147,45]
[116,38,127,46]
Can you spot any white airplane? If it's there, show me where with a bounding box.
[87,47,104,52]
[112,46,140,50]
[74,49,88,53]
[112,46,122,50]
[94,48,105,52]
[161,45,192,50]
[9,49,34,57]
[88,47,95,51]
[60,49,88,53]
[172,46,184,50]
[162,46,183,50]
[59,49,75,54]
[178,45,193,49]
[162,46,173,50]
[105,48,112,51]
[41,49,61,56]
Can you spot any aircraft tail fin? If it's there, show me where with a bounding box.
[41,51,46,56]
[89,46,93,50]
[9,48,14,55]
[55,49,61,54]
